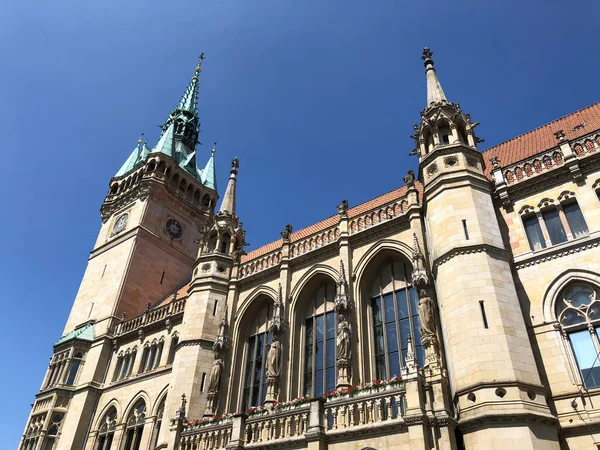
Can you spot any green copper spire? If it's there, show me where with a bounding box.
[152,122,175,157]
[115,133,145,177]
[177,53,204,114]
[200,142,218,191]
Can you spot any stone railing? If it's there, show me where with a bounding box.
[180,420,233,450]
[323,385,405,431]
[238,251,282,279]
[289,226,340,259]
[504,148,564,185]
[179,382,408,449]
[114,297,186,336]
[572,134,600,158]
[349,198,408,235]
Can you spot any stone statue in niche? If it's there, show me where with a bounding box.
[336,315,351,361]
[418,289,437,338]
[207,352,223,393]
[267,334,281,378]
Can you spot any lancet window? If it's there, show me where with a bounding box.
[151,398,165,449]
[65,352,83,385]
[123,399,146,450]
[370,259,423,380]
[96,406,117,450]
[556,282,600,389]
[303,280,337,397]
[242,305,272,409]
[42,413,63,450]
[167,334,179,365]
[140,338,164,373]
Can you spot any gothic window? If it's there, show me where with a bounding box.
[563,201,589,239]
[370,259,423,380]
[118,348,136,380]
[151,398,165,449]
[303,280,337,397]
[556,283,600,389]
[96,406,117,450]
[523,214,546,251]
[123,400,146,450]
[542,208,567,245]
[112,353,123,382]
[167,334,178,365]
[221,234,231,254]
[65,352,83,385]
[42,413,63,450]
[22,416,43,450]
[242,305,271,410]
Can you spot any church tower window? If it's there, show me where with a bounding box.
[65,352,83,385]
[370,259,423,380]
[242,306,271,409]
[303,280,337,397]
[556,283,600,389]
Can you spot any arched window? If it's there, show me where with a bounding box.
[139,344,151,373]
[556,283,600,388]
[221,234,231,254]
[167,334,178,365]
[370,259,423,380]
[96,406,117,450]
[242,305,272,409]
[303,280,337,397]
[65,352,83,385]
[112,353,123,382]
[123,400,146,450]
[152,398,165,449]
[42,413,63,450]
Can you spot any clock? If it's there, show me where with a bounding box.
[113,213,129,234]
[166,219,183,239]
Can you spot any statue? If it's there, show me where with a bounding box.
[336,315,351,361]
[403,170,415,188]
[418,289,436,338]
[267,335,281,378]
[280,224,293,241]
[337,200,349,217]
[207,352,223,393]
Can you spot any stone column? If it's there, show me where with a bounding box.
[305,398,326,450]
[225,414,246,450]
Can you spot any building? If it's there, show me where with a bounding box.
[18,48,600,450]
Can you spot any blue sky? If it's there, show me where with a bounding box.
[1,0,599,445]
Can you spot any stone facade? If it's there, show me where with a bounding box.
[18,50,600,450]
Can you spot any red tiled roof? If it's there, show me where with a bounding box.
[482,102,600,178]
[240,182,423,263]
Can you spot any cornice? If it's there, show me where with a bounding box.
[513,233,600,270]
[432,243,510,274]
[103,367,172,393]
[458,411,558,432]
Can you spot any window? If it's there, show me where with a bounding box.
[523,215,546,251]
[371,259,424,380]
[41,414,63,450]
[303,281,336,397]
[542,208,567,245]
[112,355,123,382]
[152,398,165,449]
[96,407,117,450]
[65,352,83,385]
[563,202,588,239]
[556,283,600,389]
[123,400,146,450]
[242,306,271,409]
[167,334,178,365]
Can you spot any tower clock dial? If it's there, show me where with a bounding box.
[113,213,129,234]
[166,219,183,239]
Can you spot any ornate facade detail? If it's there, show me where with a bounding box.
[337,199,349,218]
[334,261,352,312]
[280,224,293,241]
[411,233,430,288]
[336,314,352,388]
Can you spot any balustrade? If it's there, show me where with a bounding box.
[114,298,186,336]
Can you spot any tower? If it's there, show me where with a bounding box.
[22,57,219,450]
[415,49,559,448]
[158,157,246,446]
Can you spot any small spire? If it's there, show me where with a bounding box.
[151,122,175,157]
[200,142,217,191]
[218,158,239,216]
[422,47,447,106]
[115,134,144,177]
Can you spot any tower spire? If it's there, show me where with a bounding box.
[200,142,217,191]
[177,53,204,114]
[422,48,447,107]
[219,158,239,216]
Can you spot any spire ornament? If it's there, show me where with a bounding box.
[334,261,352,312]
[421,47,447,107]
[411,233,430,288]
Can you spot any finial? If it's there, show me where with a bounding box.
[231,157,240,170]
[212,141,217,154]
[422,47,434,67]
[137,132,144,145]
[490,156,500,169]
[193,53,205,80]
[554,130,565,142]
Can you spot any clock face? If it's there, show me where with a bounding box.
[113,213,129,234]
[166,219,183,239]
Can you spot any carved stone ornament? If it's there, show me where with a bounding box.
[280,224,293,241]
[204,353,223,416]
[334,261,352,312]
[426,163,438,176]
[443,155,459,167]
[337,199,349,218]
[411,233,430,288]
[336,314,352,388]
[175,393,187,422]
[403,170,416,188]
[212,302,229,353]
[269,284,285,334]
